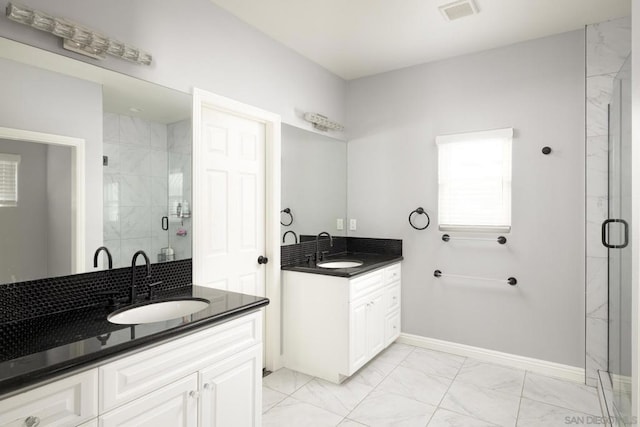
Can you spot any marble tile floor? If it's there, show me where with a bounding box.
[262,343,602,427]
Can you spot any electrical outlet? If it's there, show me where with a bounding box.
[337,218,344,230]
[349,219,357,231]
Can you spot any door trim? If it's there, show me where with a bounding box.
[0,126,85,274]
[192,89,282,371]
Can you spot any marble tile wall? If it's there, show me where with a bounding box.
[103,113,174,268]
[167,119,193,261]
[585,16,631,385]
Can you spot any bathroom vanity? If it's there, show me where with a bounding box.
[282,256,402,384]
[0,285,268,427]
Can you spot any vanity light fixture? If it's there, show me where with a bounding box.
[303,112,344,132]
[5,2,153,65]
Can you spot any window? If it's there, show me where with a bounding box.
[436,128,512,232]
[0,153,20,207]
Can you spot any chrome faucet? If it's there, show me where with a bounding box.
[316,231,333,262]
[93,246,113,270]
[130,250,151,303]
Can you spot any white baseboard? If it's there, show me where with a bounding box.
[397,333,585,384]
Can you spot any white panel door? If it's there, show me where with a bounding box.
[196,106,266,295]
[199,345,262,427]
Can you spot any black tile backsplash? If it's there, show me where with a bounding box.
[281,237,402,266]
[0,259,192,324]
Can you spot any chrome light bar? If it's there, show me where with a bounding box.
[5,2,152,65]
[303,112,344,132]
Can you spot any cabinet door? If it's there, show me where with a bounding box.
[0,369,98,427]
[385,310,401,347]
[367,292,386,358]
[199,345,262,427]
[349,298,369,373]
[99,375,198,427]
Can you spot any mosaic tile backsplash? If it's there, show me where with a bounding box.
[0,259,192,324]
[281,237,402,266]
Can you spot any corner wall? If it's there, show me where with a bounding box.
[346,30,586,367]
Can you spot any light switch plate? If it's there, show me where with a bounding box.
[349,219,357,231]
[337,218,344,230]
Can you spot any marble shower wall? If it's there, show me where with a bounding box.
[585,16,631,385]
[103,113,169,268]
[102,114,192,268]
[167,119,193,261]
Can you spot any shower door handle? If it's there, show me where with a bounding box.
[601,218,629,249]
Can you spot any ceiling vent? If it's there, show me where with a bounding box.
[439,0,478,21]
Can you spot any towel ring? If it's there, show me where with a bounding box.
[280,208,294,226]
[409,207,430,230]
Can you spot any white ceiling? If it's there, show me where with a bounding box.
[209,0,631,80]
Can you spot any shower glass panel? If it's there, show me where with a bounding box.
[606,54,631,424]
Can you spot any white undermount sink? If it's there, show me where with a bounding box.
[107,298,210,325]
[317,260,364,269]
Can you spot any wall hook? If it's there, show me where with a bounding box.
[541,146,552,155]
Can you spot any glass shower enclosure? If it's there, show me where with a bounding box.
[603,54,632,424]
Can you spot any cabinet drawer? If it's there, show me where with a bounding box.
[384,263,401,285]
[385,311,401,347]
[99,374,198,427]
[350,270,384,301]
[383,283,401,314]
[100,311,261,412]
[0,369,98,427]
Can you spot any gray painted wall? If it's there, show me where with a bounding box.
[346,31,586,367]
[0,58,103,273]
[0,139,47,282]
[0,0,346,137]
[281,124,347,242]
[46,145,73,277]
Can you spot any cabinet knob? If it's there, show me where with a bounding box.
[25,417,40,427]
[203,383,213,390]
[189,390,200,399]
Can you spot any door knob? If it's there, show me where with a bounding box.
[258,255,269,264]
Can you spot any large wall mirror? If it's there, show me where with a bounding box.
[0,37,192,284]
[281,124,347,245]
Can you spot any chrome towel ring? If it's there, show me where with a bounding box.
[409,207,430,230]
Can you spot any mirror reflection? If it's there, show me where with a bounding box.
[281,124,347,245]
[0,37,192,284]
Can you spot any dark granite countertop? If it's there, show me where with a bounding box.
[0,285,268,396]
[281,252,403,278]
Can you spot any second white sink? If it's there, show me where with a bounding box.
[108,298,210,324]
[317,260,364,269]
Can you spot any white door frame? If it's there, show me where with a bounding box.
[0,126,86,274]
[192,88,282,371]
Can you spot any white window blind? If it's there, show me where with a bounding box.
[436,128,512,232]
[0,153,20,207]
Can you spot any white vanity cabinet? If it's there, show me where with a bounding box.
[0,369,98,427]
[283,262,401,383]
[0,311,262,427]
